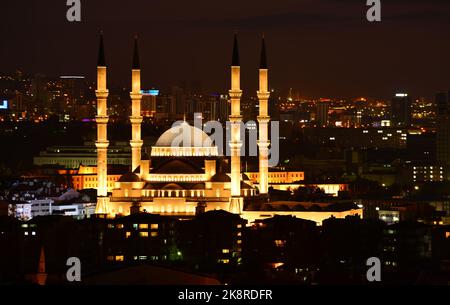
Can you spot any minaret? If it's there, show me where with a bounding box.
[229,34,243,213]
[95,33,110,214]
[130,36,143,172]
[257,36,270,196]
[36,246,47,285]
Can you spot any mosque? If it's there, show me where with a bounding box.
[94,34,266,217]
[93,34,362,224]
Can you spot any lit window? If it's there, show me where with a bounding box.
[446,232,450,239]
[222,249,230,254]
[125,232,131,238]
[24,231,29,236]
[139,224,148,229]
[115,255,124,261]
[140,232,149,237]
[116,224,124,229]
[150,224,158,230]
[275,240,286,247]
[218,259,230,264]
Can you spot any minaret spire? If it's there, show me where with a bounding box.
[95,32,110,214]
[38,246,46,274]
[132,35,140,69]
[130,36,143,173]
[232,33,240,66]
[257,35,270,196]
[33,246,48,285]
[98,33,106,67]
[229,33,243,214]
[259,36,267,69]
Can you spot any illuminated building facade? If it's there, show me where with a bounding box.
[33,142,131,169]
[91,34,361,224]
[391,93,412,127]
[95,34,258,217]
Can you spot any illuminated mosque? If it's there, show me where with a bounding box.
[93,34,361,224]
[94,34,266,217]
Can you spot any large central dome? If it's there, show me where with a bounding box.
[151,122,218,157]
[155,122,212,147]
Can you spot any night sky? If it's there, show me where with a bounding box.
[2,0,450,99]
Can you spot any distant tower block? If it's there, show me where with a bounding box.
[95,33,110,214]
[130,37,143,172]
[229,34,243,214]
[257,36,270,195]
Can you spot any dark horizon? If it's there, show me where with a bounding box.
[2,0,450,99]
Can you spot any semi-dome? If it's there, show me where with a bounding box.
[210,172,231,183]
[162,183,183,190]
[152,159,203,174]
[151,122,218,157]
[118,172,141,183]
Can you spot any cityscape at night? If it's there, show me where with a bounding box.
[1,0,450,298]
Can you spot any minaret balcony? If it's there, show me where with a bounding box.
[130,92,142,99]
[256,140,270,148]
[228,115,242,122]
[95,141,109,149]
[228,90,242,98]
[130,116,143,124]
[256,91,270,99]
[257,115,270,123]
[95,90,109,99]
[130,140,143,148]
[95,116,109,124]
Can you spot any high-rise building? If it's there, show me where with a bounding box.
[316,100,329,127]
[170,86,185,119]
[202,95,218,122]
[218,94,230,122]
[436,91,450,166]
[141,90,159,117]
[391,93,412,127]
[31,74,49,114]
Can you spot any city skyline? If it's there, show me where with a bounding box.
[1,0,450,288]
[2,1,450,99]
